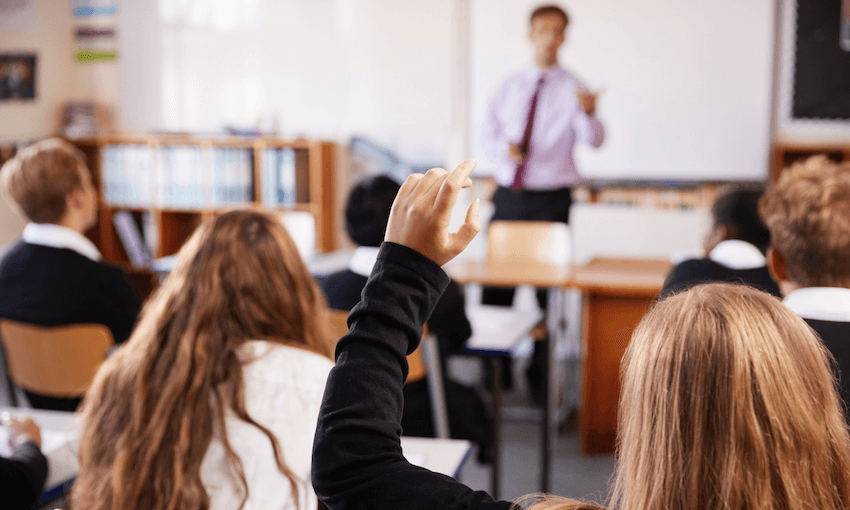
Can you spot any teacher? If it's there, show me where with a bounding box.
[480,3,605,404]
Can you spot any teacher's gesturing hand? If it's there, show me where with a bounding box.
[385,157,481,267]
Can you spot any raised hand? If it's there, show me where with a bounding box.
[385,158,481,266]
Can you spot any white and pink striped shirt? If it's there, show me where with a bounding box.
[482,65,605,190]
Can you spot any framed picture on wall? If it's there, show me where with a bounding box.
[0,54,37,101]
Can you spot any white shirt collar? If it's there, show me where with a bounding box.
[348,246,380,278]
[783,287,850,322]
[22,223,102,262]
[708,240,766,270]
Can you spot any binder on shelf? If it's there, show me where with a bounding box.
[279,147,296,205]
[113,211,152,268]
[263,148,278,208]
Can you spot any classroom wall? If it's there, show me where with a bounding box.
[0,0,75,245]
[0,0,120,142]
[0,0,121,246]
[1,1,845,259]
[118,0,456,166]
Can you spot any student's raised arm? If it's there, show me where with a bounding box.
[311,159,510,510]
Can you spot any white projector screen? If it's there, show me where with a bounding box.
[469,0,774,181]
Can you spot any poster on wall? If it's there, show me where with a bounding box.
[74,26,117,62]
[0,54,36,101]
[72,0,118,17]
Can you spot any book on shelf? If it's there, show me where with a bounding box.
[262,147,298,207]
[113,211,152,268]
[101,144,255,209]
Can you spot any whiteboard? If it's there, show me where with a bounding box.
[469,0,775,181]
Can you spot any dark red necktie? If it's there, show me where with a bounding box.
[512,75,545,189]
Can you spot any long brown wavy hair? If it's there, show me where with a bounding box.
[71,209,334,510]
[524,283,850,510]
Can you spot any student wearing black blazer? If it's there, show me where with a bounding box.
[760,155,850,412]
[0,139,141,410]
[661,187,780,299]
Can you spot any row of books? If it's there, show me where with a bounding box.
[572,184,722,210]
[101,145,307,209]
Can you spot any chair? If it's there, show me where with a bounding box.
[487,220,572,280]
[327,309,450,438]
[0,320,113,400]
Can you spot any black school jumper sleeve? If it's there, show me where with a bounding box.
[0,440,48,510]
[312,242,511,510]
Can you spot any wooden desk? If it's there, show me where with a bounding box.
[570,258,670,455]
[447,259,571,289]
[446,256,671,459]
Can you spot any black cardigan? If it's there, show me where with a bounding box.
[312,243,511,510]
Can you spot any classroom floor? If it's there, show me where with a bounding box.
[453,355,617,506]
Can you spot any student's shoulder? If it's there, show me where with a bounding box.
[668,257,722,276]
[241,341,335,381]
[662,257,722,296]
[1,242,92,273]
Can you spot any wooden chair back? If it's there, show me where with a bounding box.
[487,220,572,266]
[0,320,113,398]
[327,309,427,383]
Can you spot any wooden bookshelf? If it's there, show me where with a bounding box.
[67,134,336,298]
[771,140,850,182]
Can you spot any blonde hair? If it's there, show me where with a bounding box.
[524,283,850,510]
[759,155,850,287]
[0,138,87,223]
[72,209,335,510]
[611,283,850,510]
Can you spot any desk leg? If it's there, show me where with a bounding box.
[540,287,564,494]
[490,357,502,499]
[541,331,552,493]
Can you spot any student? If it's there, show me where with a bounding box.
[72,209,335,510]
[0,138,141,410]
[312,159,850,510]
[1,415,48,510]
[319,174,491,461]
[661,187,780,298]
[760,155,850,409]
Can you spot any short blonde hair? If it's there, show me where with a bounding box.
[0,138,87,224]
[611,283,850,510]
[759,155,850,287]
